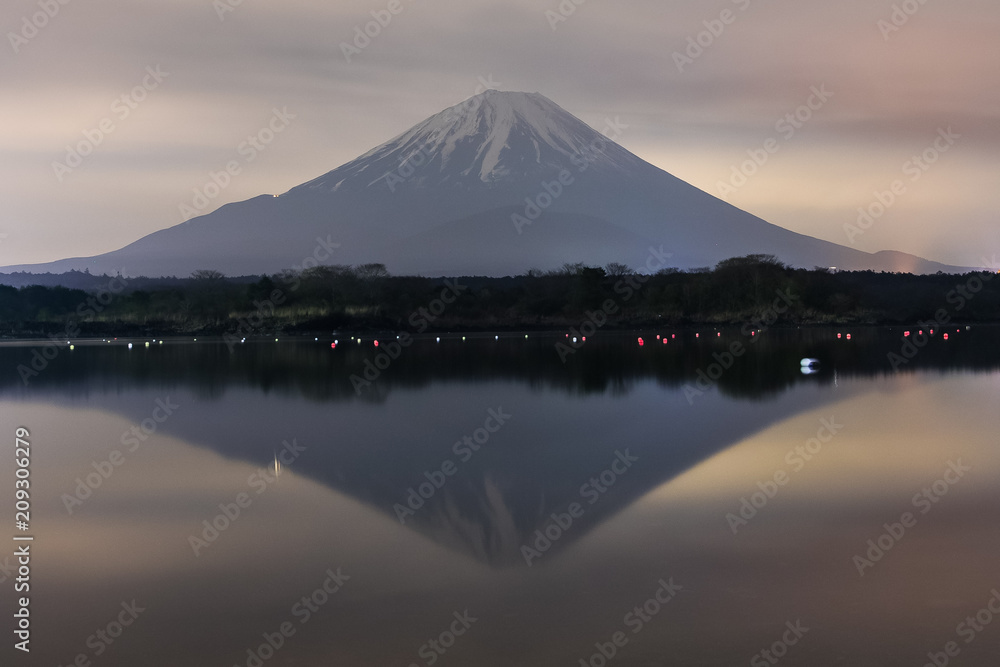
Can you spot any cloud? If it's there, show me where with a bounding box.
[1,0,997,267]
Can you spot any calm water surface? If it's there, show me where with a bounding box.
[1,328,998,666]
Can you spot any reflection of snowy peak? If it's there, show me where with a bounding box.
[291,90,642,192]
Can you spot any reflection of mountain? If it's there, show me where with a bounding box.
[4,328,999,567]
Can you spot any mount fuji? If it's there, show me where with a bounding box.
[2,90,966,278]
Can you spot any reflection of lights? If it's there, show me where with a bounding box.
[800,366,819,375]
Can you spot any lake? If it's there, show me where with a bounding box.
[1,327,999,666]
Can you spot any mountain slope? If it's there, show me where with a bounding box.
[0,91,969,278]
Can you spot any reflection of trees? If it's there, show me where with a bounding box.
[3,328,998,404]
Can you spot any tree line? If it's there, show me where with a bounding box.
[1,255,998,337]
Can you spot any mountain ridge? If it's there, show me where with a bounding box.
[0,90,972,279]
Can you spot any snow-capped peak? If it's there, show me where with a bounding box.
[292,90,641,192]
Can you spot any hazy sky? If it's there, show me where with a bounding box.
[2,0,997,268]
